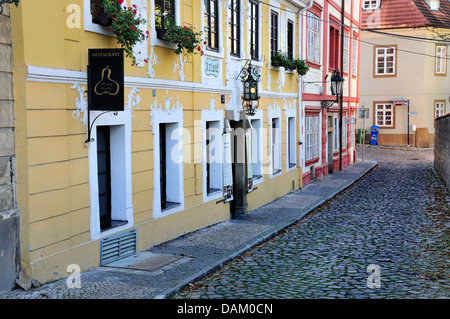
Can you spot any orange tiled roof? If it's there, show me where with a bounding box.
[362,0,450,29]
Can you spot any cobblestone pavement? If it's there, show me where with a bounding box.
[174,147,449,299]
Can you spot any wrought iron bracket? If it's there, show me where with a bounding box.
[85,110,119,143]
[321,100,337,109]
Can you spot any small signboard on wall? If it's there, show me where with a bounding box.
[222,132,233,202]
[88,49,124,111]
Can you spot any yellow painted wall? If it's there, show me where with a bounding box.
[11,0,305,283]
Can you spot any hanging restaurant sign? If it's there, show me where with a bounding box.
[88,49,124,111]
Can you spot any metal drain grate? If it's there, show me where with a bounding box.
[100,229,137,266]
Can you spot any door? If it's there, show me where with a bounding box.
[97,126,112,230]
[328,131,333,173]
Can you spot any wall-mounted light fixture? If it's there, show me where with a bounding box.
[239,61,261,116]
[321,70,344,109]
[0,0,20,15]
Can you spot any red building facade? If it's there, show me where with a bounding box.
[300,0,361,186]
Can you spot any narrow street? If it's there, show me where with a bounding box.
[175,146,449,299]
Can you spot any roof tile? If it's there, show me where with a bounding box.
[362,0,450,29]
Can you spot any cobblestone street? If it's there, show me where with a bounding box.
[175,147,449,299]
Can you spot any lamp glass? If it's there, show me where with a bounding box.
[330,70,344,96]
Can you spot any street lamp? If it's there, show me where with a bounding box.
[321,70,344,109]
[0,0,20,14]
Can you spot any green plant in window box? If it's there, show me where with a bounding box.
[102,0,149,66]
[158,16,204,55]
[291,58,309,76]
[271,51,309,76]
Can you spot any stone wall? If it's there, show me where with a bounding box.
[0,4,19,296]
[434,113,450,192]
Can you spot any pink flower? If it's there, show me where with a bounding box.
[117,0,124,4]
[114,17,117,21]
[187,37,191,40]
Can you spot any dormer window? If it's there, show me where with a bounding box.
[426,0,440,11]
[362,0,380,10]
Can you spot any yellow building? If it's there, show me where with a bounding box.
[8,0,314,285]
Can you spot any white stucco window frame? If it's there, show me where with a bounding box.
[202,109,224,203]
[88,111,134,241]
[149,0,181,50]
[202,0,225,59]
[268,107,282,178]
[151,106,185,219]
[247,0,263,64]
[249,109,264,185]
[285,107,297,172]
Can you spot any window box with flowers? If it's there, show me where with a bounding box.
[102,0,149,65]
[271,51,309,76]
[157,17,204,56]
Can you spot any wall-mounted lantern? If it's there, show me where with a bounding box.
[240,62,261,116]
[0,0,20,14]
[321,69,344,109]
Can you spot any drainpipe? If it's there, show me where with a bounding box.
[298,0,314,170]
[339,0,345,171]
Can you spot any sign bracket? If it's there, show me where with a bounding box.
[85,110,119,143]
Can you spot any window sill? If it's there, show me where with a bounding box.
[251,60,264,68]
[272,169,282,175]
[101,220,128,233]
[204,49,224,59]
[305,158,320,166]
[306,60,321,69]
[207,188,222,196]
[161,202,181,212]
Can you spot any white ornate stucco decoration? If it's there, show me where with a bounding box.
[150,90,183,131]
[126,87,141,117]
[283,98,296,112]
[130,0,149,67]
[147,46,160,78]
[209,94,216,110]
[268,99,281,119]
[277,67,286,92]
[267,67,272,91]
[173,54,187,82]
[71,84,88,126]
[225,94,233,111]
